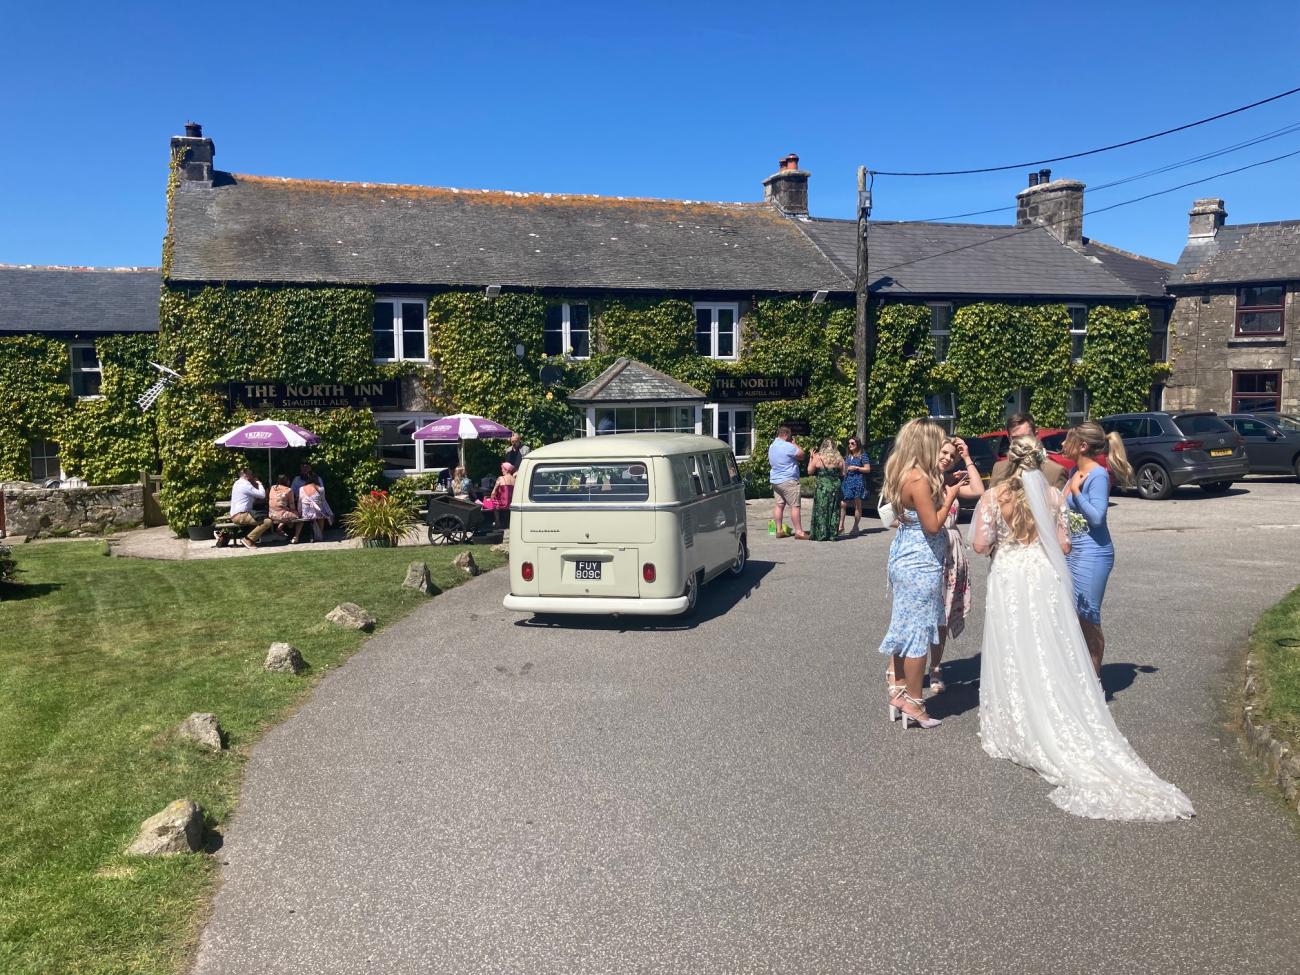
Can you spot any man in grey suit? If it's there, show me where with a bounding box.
[991,412,1070,490]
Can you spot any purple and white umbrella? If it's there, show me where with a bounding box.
[215,421,321,482]
[412,413,513,469]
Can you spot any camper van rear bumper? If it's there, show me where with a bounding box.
[502,593,690,616]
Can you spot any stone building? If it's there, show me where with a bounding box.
[1166,199,1300,414]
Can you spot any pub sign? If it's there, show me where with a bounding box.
[710,373,809,402]
[225,380,402,410]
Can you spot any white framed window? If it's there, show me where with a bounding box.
[694,302,739,360]
[1003,387,1030,419]
[70,343,102,398]
[591,404,697,436]
[928,303,953,363]
[926,392,957,434]
[702,404,755,459]
[1066,304,1088,362]
[375,413,456,477]
[373,299,428,363]
[29,438,61,480]
[1066,387,1089,424]
[544,303,590,359]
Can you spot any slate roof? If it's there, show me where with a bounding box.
[1169,220,1300,287]
[568,357,707,404]
[1081,240,1173,297]
[169,174,851,294]
[0,265,160,333]
[798,219,1168,299]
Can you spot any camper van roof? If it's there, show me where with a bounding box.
[526,433,728,460]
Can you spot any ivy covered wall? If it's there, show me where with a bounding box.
[0,333,159,485]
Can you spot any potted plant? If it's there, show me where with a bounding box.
[342,489,417,548]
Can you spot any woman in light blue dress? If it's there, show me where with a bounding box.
[1063,421,1134,676]
[877,419,967,729]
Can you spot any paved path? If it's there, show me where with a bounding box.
[193,480,1300,974]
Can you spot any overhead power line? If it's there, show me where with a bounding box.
[919,120,1300,222]
[873,84,1300,177]
[869,145,1300,277]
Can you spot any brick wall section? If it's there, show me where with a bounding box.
[1165,283,1300,413]
[1,484,144,540]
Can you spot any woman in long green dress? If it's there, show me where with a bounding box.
[807,438,845,541]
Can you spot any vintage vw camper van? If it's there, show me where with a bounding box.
[502,434,748,616]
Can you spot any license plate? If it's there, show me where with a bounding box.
[574,560,602,580]
[1210,448,1232,457]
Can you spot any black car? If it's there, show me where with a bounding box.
[1223,413,1300,479]
[1099,410,1249,500]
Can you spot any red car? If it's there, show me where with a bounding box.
[976,428,1094,475]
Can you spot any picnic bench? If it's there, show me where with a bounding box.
[212,501,316,546]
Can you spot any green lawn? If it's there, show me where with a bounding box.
[1252,585,1300,745]
[0,541,502,975]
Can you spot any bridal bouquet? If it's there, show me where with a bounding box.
[1066,511,1089,536]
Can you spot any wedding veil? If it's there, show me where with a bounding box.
[1022,468,1071,589]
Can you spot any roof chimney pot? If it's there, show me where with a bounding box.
[184,121,203,138]
[170,122,216,187]
[1016,175,1086,247]
[763,153,810,216]
[1188,198,1227,239]
[1028,172,1040,187]
[1039,168,1052,184]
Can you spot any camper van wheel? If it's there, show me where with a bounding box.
[682,570,701,615]
[729,536,747,577]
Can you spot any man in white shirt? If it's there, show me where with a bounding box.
[230,469,273,549]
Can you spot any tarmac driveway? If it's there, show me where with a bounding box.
[193,480,1300,975]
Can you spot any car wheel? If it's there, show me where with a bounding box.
[729,536,747,577]
[1199,481,1232,494]
[1136,462,1172,500]
[682,570,701,615]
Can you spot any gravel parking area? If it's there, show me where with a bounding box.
[193,478,1300,975]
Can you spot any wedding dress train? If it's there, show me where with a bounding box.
[973,472,1194,822]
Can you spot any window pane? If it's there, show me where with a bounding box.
[544,306,564,357]
[934,332,949,362]
[400,303,426,359]
[73,346,100,369]
[1238,311,1283,334]
[716,409,730,443]
[569,304,590,357]
[1235,371,1280,394]
[73,371,102,398]
[1241,286,1285,308]
[373,303,395,359]
[595,409,616,434]
[1071,334,1086,360]
[529,461,650,504]
[930,304,952,329]
[700,454,718,492]
[677,407,693,430]
[1068,306,1088,330]
[616,408,635,431]
[695,308,712,355]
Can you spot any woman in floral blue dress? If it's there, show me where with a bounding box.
[877,418,967,729]
[838,436,870,536]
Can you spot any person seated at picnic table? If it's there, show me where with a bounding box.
[229,468,273,550]
[450,465,474,501]
[267,474,307,544]
[479,462,516,528]
[297,478,334,542]
[291,462,324,501]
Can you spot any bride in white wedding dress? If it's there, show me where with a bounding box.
[971,436,1194,822]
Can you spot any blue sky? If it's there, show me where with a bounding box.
[3,0,1299,267]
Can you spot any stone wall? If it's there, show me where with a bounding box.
[1,483,144,540]
[1165,284,1300,413]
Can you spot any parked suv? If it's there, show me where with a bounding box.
[1099,411,1249,500]
[1223,414,1300,480]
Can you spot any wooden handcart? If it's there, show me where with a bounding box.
[422,493,485,545]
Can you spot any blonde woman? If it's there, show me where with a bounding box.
[928,436,986,692]
[1063,421,1135,676]
[807,438,844,541]
[972,436,1191,821]
[877,418,966,729]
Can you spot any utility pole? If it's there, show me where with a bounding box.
[854,166,874,441]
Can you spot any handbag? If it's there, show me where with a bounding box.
[877,495,896,526]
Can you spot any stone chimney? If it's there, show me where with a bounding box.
[1015,172,1085,247]
[1188,198,1226,238]
[763,153,810,216]
[170,121,215,187]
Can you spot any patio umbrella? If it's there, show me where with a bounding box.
[412,413,513,470]
[214,420,321,484]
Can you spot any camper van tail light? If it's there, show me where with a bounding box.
[521,561,534,582]
[642,563,656,583]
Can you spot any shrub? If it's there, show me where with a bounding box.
[0,543,14,587]
[342,489,418,545]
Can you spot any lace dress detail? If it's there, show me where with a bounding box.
[973,491,1194,822]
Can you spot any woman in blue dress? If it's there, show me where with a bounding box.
[838,436,871,536]
[1063,420,1134,675]
[877,419,967,729]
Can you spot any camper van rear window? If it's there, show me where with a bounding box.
[529,462,651,503]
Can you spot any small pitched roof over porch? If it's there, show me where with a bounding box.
[567,357,707,405]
